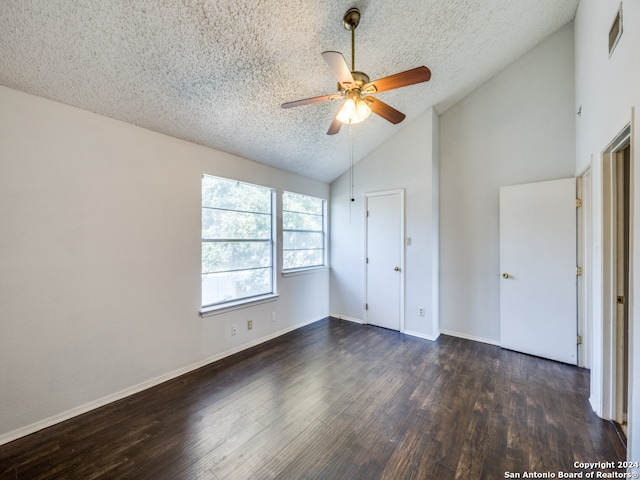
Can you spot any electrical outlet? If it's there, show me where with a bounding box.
[418,307,425,317]
[271,312,276,323]
[232,324,238,336]
[247,320,253,330]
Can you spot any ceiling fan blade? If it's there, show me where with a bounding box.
[327,115,342,135]
[363,66,431,94]
[281,94,341,109]
[368,97,406,124]
[321,51,356,89]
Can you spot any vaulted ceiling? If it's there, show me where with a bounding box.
[0,0,579,182]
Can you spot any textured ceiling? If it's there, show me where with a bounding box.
[0,0,579,183]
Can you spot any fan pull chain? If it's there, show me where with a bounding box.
[349,121,355,224]
[350,121,354,202]
[348,11,356,221]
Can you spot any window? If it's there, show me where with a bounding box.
[608,3,623,57]
[282,191,326,270]
[201,175,274,309]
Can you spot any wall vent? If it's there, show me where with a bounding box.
[609,3,623,57]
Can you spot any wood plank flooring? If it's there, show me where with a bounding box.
[0,318,626,479]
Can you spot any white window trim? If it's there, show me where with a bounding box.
[199,293,279,317]
[281,265,330,277]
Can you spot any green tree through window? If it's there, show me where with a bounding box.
[202,175,274,308]
[283,192,326,270]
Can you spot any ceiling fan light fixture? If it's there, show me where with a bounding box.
[357,98,371,120]
[337,97,371,124]
[281,7,431,134]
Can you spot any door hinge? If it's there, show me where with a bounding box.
[366,257,369,264]
[366,210,369,217]
[577,335,583,345]
[576,198,583,208]
[577,266,583,276]
[365,303,368,311]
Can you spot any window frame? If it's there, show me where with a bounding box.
[200,174,277,314]
[281,191,328,273]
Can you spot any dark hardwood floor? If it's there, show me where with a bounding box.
[1,318,626,479]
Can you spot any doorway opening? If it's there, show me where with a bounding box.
[602,125,631,433]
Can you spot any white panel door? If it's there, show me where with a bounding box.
[366,192,403,331]
[499,178,577,364]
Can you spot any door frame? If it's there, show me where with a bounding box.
[577,165,593,369]
[601,123,632,424]
[364,189,405,332]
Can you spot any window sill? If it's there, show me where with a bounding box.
[199,294,279,317]
[281,266,330,277]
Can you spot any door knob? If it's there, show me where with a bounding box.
[502,273,509,279]
[394,266,400,271]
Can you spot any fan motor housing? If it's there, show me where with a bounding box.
[338,71,370,91]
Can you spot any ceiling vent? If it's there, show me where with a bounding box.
[609,3,623,57]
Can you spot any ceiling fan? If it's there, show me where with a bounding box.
[281,7,431,135]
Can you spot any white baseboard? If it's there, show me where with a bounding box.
[404,329,440,341]
[0,316,326,447]
[330,316,441,342]
[589,395,603,418]
[330,313,364,324]
[439,329,501,346]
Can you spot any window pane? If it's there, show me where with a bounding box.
[282,192,325,271]
[283,249,324,270]
[202,175,271,213]
[202,241,271,274]
[201,175,274,308]
[283,231,323,250]
[202,268,272,306]
[202,209,271,240]
[282,211,322,231]
[283,192,323,215]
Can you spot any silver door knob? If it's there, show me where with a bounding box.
[394,266,400,271]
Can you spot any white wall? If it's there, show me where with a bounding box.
[574,0,640,465]
[329,108,440,339]
[0,86,330,444]
[439,23,576,344]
